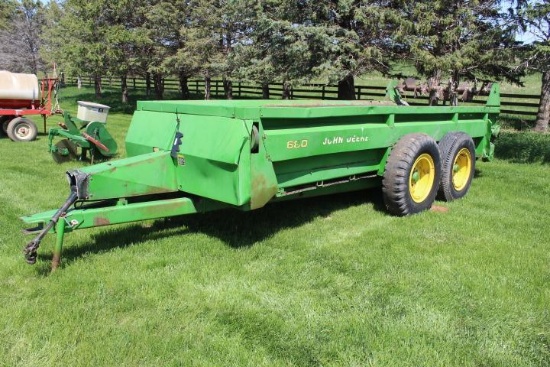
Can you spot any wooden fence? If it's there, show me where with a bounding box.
[76,76,541,121]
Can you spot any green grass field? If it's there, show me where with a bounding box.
[0,86,549,366]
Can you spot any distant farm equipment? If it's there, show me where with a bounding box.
[396,77,493,106]
[48,101,118,163]
[0,70,61,141]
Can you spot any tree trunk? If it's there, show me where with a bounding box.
[153,72,164,99]
[338,74,356,100]
[449,70,460,106]
[534,70,549,133]
[262,83,270,99]
[121,75,129,103]
[94,74,102,98]
[204,72,211,100]
[223,77,233,100]
[179,72,190,100]
[428,70,442,106]
[282,81,292,99]
[145,72,151,97]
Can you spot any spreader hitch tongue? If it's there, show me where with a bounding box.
[23,191,78,265]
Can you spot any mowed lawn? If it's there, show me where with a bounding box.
[0,87,548,366]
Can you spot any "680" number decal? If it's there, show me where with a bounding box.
[286,140,308,149]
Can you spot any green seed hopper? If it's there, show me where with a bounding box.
[21,83,500,270]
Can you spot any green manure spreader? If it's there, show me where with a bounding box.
[21,83,500,270]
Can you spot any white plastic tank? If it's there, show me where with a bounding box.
[0,71,39,108]
[77,101,110,123]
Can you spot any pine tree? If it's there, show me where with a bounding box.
[0,0,18,30]
[388,0,521,105]
[42,0,149,100]
[175,0,225,99]
[139,0,190,99]
[308,1,395,99]
[170,0,252,99]
[234,0,385,99]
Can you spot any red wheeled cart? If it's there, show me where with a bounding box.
[0,71,61,142]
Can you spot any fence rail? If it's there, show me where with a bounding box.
[76,76,541,120]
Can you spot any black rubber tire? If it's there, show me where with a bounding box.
[6,117,38,142]
[250,124,260,152]
[382,133,441,216]
[0,116,13,135]
[437,132,476,201]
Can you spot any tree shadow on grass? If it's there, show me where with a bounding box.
[36,189,384,270]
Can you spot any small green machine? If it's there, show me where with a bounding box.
[48,101,118,163]
[21,82,500,270]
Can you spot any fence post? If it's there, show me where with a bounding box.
[357,86,361,100]
[322,86,325,100]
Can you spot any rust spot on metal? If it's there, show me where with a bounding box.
[94,217,111,226]
[139,201,188,216]
[250,173,277,210]
[51,253,61,271]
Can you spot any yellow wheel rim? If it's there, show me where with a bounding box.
[409,153,436,203]
[452,148,472,191]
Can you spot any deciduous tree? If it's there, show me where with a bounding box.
[0,0,46,74]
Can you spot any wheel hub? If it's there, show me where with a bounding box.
[16,126,29,138]
[409,153,436,203]
[452,148,472,191]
